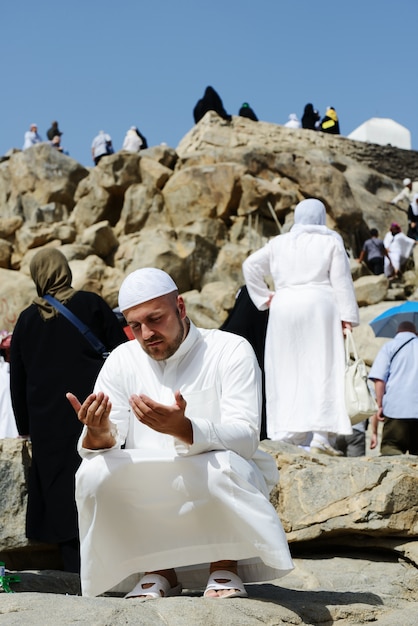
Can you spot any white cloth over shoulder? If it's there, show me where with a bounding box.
[243,223,359,440]
[76,323,293,597]
[383,231,415,275]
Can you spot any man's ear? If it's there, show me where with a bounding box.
[177,296,187,320]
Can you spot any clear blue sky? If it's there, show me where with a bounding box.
[2,0,417,166]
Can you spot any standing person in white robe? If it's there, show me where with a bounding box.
[383,222,416,279]
[0,332,18,438]
[243,198,360,455]
[67,268,293,599]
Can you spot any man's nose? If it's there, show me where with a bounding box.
[141,324,154,340]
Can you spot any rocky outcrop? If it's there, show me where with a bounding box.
[2,438,418,565]
[1,438,418,625]
[1,112,418,333]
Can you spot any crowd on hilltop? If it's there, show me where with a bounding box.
[192,86,341,135]
[19,86,343,166]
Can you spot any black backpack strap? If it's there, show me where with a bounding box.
[43,294,109,358]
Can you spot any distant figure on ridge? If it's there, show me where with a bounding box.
[49,135,64,153]
[23,123,43,150]
[284,113,301,129]
[91,130,114,165]
[46,121,63,141]
[319,106,340,134]
[193,86,232,124]
[122,126,148,152]
[301,103,320,130]
[238,102,258,121]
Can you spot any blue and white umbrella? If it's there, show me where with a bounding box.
[369,301,418,338]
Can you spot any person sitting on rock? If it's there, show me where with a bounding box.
[193,86,232,124]
[23,123,43,149]
[46,121,63,141]
[301,103,320,130]
[122,126,148,152]
[91,130,113,165]
[238,102,258,121]
[284,113,301,129]
[67,268,293,599]
[319,106,340,134]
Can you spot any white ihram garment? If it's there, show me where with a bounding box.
[0,358,18,438]
[243,225,359,441]
[383,231,415,276]
[76,323,293,597]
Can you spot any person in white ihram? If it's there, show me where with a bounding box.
[67,268,293,599]
[243,198,360,456]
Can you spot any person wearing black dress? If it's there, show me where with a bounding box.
[193,86,232,123]
[10,248,127,573]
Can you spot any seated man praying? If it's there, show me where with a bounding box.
[67,268,293,599]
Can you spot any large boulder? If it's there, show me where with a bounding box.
[0,144,88,221]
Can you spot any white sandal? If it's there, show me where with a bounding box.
[124,574,182,600]
[203,569,247,598]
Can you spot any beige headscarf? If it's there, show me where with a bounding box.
[30,248,76,320]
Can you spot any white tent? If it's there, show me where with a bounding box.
[347,117,411,150]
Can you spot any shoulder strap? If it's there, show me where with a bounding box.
[389,336,416,365]
[43,294,109,358]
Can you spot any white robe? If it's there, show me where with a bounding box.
[243,227,359,440]
[122,129,143,152]
[0,358,18,438]
[76,323,293,597]
[383,231,415,276]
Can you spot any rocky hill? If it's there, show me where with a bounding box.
[1,111,418,339]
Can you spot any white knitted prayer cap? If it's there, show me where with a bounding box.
[118,268,178,312]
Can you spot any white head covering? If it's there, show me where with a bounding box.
[118,268,178,312]
[294,198,326,225]
[290,198,343,243]
[403,177,412,187]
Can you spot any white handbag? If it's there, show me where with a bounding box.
[344,330,377,425]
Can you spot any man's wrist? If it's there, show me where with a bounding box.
[82,423,118,449]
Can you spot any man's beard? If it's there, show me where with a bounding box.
[142,311,185,361]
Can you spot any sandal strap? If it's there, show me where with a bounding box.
[125,574,176,599]
[204,569,246,593]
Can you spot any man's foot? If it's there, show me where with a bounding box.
[203,570,247,598]
[124,572,182,600]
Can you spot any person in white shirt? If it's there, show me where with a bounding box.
[91,130,113,165]
[122,126,147,152]
[22,124,42,150]
[67,268,293,599]
[390,177,418,206]
[369,321,418,455]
